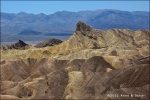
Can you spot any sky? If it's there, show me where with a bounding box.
[1,1,149,14]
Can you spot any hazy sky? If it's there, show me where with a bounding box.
[1,1,149,14]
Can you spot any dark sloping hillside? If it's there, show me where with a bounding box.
[34,38,62,48]
[87,10,149,30]
[0,40,28,50]
[18,29,42,35]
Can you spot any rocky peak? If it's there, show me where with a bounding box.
[0,40,28,50]
[35,38,62,48]
[75,21,92,31]
[17,40,28,47]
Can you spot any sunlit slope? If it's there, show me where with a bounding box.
[1,22,149,60]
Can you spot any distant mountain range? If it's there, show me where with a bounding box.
[1,9,149,43]
[1,9,149,35]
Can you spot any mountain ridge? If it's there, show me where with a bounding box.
[1,9,149,36]
[1,21,149,60]
[1,9,148,15]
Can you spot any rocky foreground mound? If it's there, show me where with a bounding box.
[0,21,150,99]
[0,56,149,99]
[34,38,62,48]
[0,40,28,50]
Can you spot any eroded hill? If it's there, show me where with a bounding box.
[0,22,150,99]
[1,22,149,60]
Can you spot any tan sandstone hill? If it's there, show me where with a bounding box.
[1,21,149,60]
[0,21,150,99]
[0,56,149,99]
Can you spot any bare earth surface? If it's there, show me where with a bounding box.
[0,22,149,99]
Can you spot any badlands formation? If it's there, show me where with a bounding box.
[0,22,150,99]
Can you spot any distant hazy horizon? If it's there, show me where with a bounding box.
[1,1,149,14]
[1,8,149,15]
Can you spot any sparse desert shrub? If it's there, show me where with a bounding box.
[110,50,118,56]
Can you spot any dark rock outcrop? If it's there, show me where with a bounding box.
[76,21,92,32]
[19,29,42,35]
[1,40,28,50]
[34,38,62,48]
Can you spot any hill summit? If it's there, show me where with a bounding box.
[35,38,62,48]
[76,21,92,31]
[0,40,28,50]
